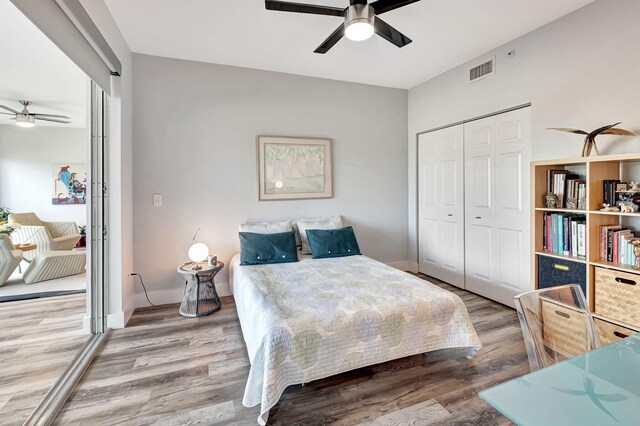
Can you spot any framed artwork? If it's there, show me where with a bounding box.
[257,136,333,200]
[52,164,87,205]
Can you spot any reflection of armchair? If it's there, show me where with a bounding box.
[8,213,80,261]
[0,235,23,286]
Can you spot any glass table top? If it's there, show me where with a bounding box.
[479,333,640,425]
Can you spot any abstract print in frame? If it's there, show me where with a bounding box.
[52,164,87,205]
[258,136,333,200]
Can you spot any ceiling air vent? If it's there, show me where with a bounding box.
[469,58,495,83]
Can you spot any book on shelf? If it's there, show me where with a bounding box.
[599,225,638,265]
[577,222,586,258]
[542,212,586,257]
[603,180,622,206]
[546,170,585,209]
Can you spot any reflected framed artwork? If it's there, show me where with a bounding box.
[52,164,87,205]
[257,136,333,200]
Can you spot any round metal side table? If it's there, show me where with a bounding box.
[177,261,224,317]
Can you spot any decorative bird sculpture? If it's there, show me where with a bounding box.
[548,122,636,157]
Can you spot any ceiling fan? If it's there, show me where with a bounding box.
[265,0,421,53]
[0,100,71,128]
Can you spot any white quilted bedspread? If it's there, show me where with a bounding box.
[232,255,481,424]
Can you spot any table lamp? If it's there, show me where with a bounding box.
[188,228,209,270]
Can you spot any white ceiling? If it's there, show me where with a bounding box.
[104,0,594,89]
[0,2,86,128]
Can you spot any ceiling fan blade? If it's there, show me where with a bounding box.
[265,1,345,17]
[370,0,421,15]
[0,112,15,115]
[350,0,367,4]
[36,117,71,124]
[374,17,412,47]
[0,105,19,114]
[314,24,345,54]
[33,113,72,119]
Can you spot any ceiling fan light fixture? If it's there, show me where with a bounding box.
[15,114,36,128]
[344,4,375,41]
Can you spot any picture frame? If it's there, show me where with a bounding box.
[52,163,87,205]
[257,136,333,201]
[615,182,629,192]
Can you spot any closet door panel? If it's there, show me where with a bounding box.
[464,108,531,307]
[418,125,465,288]
[439,219,460,271]
[495,108,531,302]
[499,228,523,290]
[465,116,497,296]
[498,118,524,144]
[420,218,438,265]
[498,151,522,211]
[421,162,438,206]
[471,155,492,210]
[469,123,492,148]
[441,160,458,207]
[468,223,492,280]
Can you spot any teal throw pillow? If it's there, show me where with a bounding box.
[306,226,361,259]
[239,231,298,265]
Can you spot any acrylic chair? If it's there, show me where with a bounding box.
[514,284,601,372]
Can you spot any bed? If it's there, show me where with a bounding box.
[229,253,481,425]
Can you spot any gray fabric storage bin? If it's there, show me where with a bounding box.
[537,255,587,296]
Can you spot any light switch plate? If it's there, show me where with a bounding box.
[153,193,162,207]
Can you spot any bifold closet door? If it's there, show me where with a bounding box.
[418,125,465,288]
[464,108,531,307]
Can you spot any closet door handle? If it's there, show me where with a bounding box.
[475,216,482,219]
[447,214,453,217]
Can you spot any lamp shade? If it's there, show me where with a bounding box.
[16,114,36,128]
[188,243,209,263]
[344,4,374,41]
[345,21,374,41]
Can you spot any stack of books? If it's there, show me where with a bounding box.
[546,170,586,209]
[600,225,638,265]
[542,213,586,257]
[603,180,621,206]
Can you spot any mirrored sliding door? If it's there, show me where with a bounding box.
[0,1,112,424]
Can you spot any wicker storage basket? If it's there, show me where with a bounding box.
[594,267,640,328]
[594,317,637,345]
[541,297,590,357]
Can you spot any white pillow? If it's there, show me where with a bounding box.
[294,216,343,254]
[239,220,292,234]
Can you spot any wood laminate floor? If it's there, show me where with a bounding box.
[0,294,88,425]
[57,276,529,425]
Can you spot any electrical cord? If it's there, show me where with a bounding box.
[130,273,160,307]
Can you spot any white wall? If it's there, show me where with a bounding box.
[0,124,87,225]
[132,54,409,306]
[81,0,134,328]
[408,0,640,263]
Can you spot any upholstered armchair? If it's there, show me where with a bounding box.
[8,213,81,261]
[0,235,23,286]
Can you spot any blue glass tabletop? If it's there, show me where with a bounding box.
[479,334,640,426]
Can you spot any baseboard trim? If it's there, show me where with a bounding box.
[82,315,91,333]
[134,281,231,308]
[123,298,135,326]
[107,302,135,329]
